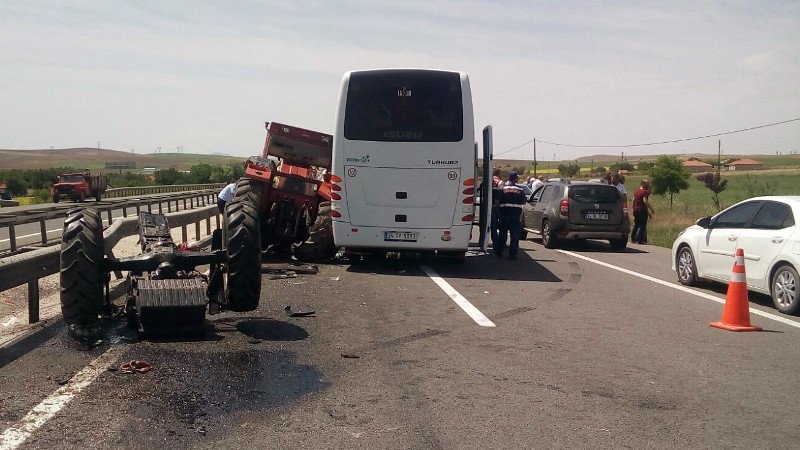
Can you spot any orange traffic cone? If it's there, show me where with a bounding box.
[710,248,762,332]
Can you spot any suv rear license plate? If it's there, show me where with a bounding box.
[585,212,609,220]
[384,231,417,242]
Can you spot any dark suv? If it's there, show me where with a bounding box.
[523,179,630,250]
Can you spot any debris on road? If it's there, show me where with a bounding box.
[340,353,360,359]
[120,360,153,374]
[284,306,315,317]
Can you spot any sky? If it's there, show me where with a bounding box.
[1,0,799,162]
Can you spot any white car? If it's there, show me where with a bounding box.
[672,196,800,314]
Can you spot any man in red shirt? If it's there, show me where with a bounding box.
[631,179,655,244]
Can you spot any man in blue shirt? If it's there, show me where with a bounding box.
[494,171,526,259]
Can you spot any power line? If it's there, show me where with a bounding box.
[497,117,800,156]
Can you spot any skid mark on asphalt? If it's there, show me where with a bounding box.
[0,345,127,450]
[547,288,573,301]
[490,307,534,321]
[420,265,495,327]
[559,250,800,330]
[373,329,448,350]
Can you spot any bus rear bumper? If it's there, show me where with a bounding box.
[332,223,471,251]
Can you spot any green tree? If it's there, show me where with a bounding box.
[610,162,635,172]
[696,171,728,211]
[636,161,654,172]
[5,176,27,196]
[649,155,690,208]
[190,164,213,183]
[557,163,580,178]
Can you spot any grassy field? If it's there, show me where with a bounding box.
[622,169,800,248]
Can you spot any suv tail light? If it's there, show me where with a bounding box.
[622,199,629,217]
[559,199,568,216]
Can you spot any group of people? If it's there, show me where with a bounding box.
[488,169,656,259]
[608,173,655,245]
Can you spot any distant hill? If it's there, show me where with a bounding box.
[494,153,800,169]
[0,147,246,171]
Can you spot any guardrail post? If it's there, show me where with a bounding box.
[9,223,17,252]
[195,221,201,240]
[39,218,48,244]
[181,225,188,243]
[106,209,113,226]
[167,200,172,213]
[206,216,211,235]
[158,201,163,215]
[122,205,128,218]
[28,280,40,323]
[183,198,188,210]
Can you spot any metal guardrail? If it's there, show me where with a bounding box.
[0,189,220,253]
[0,203,222,324]
[104,183,224,199]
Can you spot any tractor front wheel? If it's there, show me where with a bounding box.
[225,196,262,311]
[60,208,105,341]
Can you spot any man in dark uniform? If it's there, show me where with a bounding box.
[494,171,527,259]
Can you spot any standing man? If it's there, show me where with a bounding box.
[494,171,527,259]
[631,179,654,244]
[217,180,237,213]
[610,173,627,200]
[531,175,545,193]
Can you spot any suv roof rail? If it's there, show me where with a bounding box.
[546,177,570,184]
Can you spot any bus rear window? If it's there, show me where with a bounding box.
[344,70,463,143]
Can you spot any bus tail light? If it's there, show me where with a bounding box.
[459,178,475,221]
[559,200,568,216]
[329,173,345,220]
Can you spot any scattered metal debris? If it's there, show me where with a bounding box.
[284,306,315,317]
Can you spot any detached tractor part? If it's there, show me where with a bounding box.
[237,121,338,261]
[58,206,263,340]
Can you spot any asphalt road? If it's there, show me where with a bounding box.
[2,235,799,449]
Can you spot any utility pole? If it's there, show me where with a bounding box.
[533,138,537,177]
[717,140,721,176]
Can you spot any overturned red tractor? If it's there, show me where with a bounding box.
[230,122,337,262]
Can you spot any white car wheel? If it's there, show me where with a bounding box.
[772,265,799,315]
[676,246,697,286]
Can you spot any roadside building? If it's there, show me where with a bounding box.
[682,159,714,173]
[727,158,763,171]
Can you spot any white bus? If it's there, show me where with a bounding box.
[329,68,476,260]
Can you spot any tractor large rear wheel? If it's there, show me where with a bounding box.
[294,201,337,262]
[225,196,262,311]
[60,208,105,341]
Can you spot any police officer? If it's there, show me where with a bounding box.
[494,171,526,259]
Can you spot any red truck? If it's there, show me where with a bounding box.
[230,122,336,261]
[51,169,108,203]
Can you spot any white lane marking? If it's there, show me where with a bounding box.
[559,250,800,330]
[0,228,62,244]
[420,265,496,327]
[0,345,127,450]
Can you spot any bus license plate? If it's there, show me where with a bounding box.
[384,231,417,242]
[585,212,608,220]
